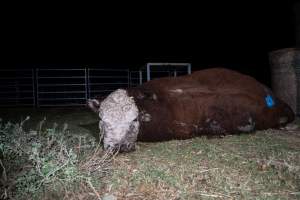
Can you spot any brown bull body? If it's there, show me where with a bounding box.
[126,68,294,142]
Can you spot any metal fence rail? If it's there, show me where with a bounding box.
[36,68,87,107]
[130,63,191,86]
[88,68,129,100]
[129,71,143,86]
[143,63,192,81]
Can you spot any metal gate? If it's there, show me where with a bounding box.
[36,68,87,107]
[130,63,192,85]
[36,68,130,107]
[0,64,191,107]
[88,68,129,101]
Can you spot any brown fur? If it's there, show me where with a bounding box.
[127,68,294,142]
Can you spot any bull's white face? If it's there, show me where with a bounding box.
[95,89,139,152]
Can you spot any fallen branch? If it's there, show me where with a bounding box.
[0,159,7,183]
[197,192,232,199]
[86,179,101,200]
[199,168,219,173]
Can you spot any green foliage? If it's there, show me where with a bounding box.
[0,117,101,200]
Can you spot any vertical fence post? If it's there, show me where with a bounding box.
[127,69,130,88]
[129,70,132,88]
[139,70,143,85]
[35,68,39,107]
[85,67,89,101]
[32,68,36,107]
[187,64,192,74]
[87,68,91,99]
[146,63,151,81]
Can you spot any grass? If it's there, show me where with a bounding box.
[107,132,300,199]
[0,107,299,199]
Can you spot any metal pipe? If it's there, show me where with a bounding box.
[36,68,40,107]
[32,68,36,107]
[187,63,192,74]
[85,67,88,100]
[146,63,151,81]
[139,70,143,85]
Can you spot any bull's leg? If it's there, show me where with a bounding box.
[200,106,230,136]
[200,106,256,136]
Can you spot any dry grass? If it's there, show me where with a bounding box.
[0,108,299,200]
[104,130,300,200]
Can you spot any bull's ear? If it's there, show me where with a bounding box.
[87,99,100,113]
[137,90,157,101]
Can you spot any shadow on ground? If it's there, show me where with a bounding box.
[0,107,100,140]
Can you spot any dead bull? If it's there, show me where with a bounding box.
[88,68,295,152]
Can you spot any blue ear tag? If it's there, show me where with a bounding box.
[265,95,275,108]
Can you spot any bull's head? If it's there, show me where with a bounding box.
[87,89,139,152]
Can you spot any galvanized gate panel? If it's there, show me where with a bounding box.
[129,71,144,86]
[88,68,130,99]
[0,69,35,106]
[295,53,300,115]
[144,63,191,81]
[36,68,87,107]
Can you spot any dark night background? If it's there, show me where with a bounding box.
[3,1,300,87]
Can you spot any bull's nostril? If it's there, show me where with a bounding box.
[127,143,134,150]
[103,144,120,153]
[104,144,115,150]
[104,143,136,152]
[120,143,135,152]
[103,144,110,150]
